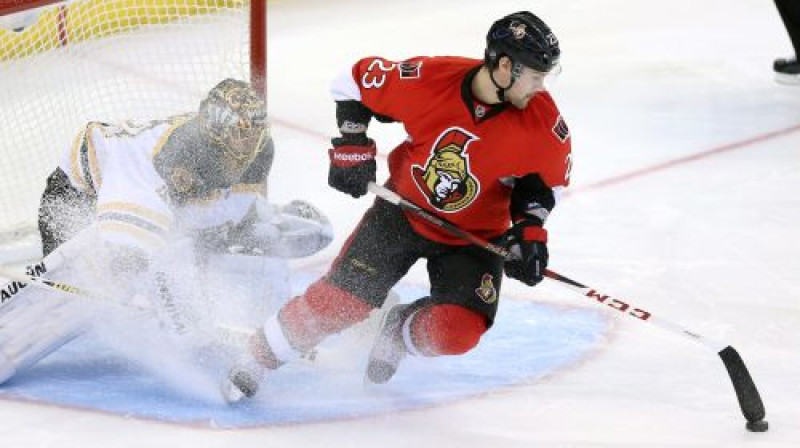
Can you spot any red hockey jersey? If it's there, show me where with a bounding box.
[332,56,572,244]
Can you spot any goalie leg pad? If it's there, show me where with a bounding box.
[0,352,16,384]
[0,287,89,384]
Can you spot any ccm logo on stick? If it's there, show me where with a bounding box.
[586,289,651,321]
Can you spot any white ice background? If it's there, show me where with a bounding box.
[1,0,799,446]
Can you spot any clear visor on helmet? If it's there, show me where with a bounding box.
[514,61,562,90]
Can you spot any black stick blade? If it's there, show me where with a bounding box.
[718,346,766,423]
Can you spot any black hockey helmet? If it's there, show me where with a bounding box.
[484,11,560,73]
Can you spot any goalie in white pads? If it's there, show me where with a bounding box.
[0,79,333,387]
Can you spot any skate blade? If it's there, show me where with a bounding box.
[362,290,401,387]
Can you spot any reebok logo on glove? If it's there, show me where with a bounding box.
[331,152,375,163]
[329,141,377,168]
[328,137,378,198]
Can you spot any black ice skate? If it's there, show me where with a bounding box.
[365,303,414,384]
[220,329,278,403]
[774,58,800,85]
[221,362,263,403]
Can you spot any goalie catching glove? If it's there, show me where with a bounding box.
[228,199,334,258]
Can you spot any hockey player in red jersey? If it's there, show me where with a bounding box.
[226,11,573,400]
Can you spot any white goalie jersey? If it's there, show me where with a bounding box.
[59,118,262,251]
[57,118,332,258]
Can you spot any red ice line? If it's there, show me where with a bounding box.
[284,119,800,272]
[564,122,800,196]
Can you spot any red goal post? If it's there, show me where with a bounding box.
[0,0,266,262]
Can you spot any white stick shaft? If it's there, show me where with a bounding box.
[368,182,402,205]
[535,270,728,352]
[0,266,102,300]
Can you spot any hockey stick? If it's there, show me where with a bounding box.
[0,265,107,303]
[0,266,187,339]
[367,182,768,431]
[0,265,254,342]
[0,265,187,331]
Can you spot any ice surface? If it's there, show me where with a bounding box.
[0,284,608,428]
[1,0,799,446]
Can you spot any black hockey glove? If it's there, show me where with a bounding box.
[502,219,549,286]
[328,133,377,198]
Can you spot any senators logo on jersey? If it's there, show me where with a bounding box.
[411,127,480,213]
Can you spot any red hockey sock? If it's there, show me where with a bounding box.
[409,304,488,356]
[278,279,373,352]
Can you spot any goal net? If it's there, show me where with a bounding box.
[0,0,265,263]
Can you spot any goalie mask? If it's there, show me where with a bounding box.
[198,78,270,184]
[155,79,270,203]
